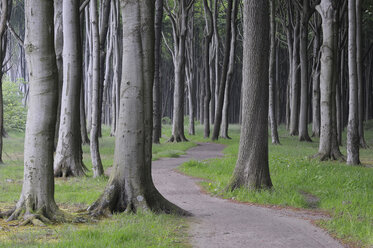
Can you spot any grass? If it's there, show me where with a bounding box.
[0,125,195,247]
[1,123,372,247]
[179,124,373,247]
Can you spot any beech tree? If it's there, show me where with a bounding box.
[89,0,187,215]
[54,0,87,177]
[228,0,272,190]
[90,0,104,177]
[347,0,360,165]
[6,0,63,224]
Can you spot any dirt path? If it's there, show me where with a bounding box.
[152,143,344,248]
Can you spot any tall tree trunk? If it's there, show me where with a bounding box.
[54,0,63,150]
[7,0,63,223]
[90,0,104,177]
[289,13,300,136]
[315,0,344,161]
[269,0,280,144]
[347,0,360,165]
[0,0,9,164]
[312,18,321,137]
[298,0,315,142]
[80,81,90,144]
[89,0,187,216]
[221,0,238,140]
[228,0,272,190]
[203,0,213,138]
[54,0,87,177]
[153,0,163,143]
[356,0,367,148]
[212,0,233,140]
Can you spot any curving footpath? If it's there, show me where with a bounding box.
[152,143,344,248]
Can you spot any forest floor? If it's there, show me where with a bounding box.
[0,124,371,247]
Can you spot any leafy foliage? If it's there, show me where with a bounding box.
[3,78,27,132]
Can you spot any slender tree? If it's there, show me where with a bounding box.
[212,0,233,140]
[315,0,344,161]
[6,0,63,224]
[153,0,164,144]
[54,0,87,177]
[227,0,272,190]
[89,0,187,215]
[347,0,360,165]
[90,0,104,177]
[203,0,213,138]
[0,0,9,164]
[269,0,280,144]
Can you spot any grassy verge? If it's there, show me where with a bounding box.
[179,124,373,247]
[0,125,195,247]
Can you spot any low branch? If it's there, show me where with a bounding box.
[7,22,23,47]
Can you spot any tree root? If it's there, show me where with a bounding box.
[311,151,346,162]
[360,137,369,149]
[299,135,312,142]
[54,159,88,177]
[167,134,188,143]
[88,181,191,217]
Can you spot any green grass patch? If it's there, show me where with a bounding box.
[179,124,373,247]
[0,125,195,247]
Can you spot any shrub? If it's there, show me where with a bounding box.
[3,78,27,132]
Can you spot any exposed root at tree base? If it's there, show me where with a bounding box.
[311,151,346,162]
[88,181,191,217]
[54,160,88,178]
[299,135,312,142]
[168,135,189,143]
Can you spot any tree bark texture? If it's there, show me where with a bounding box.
[54,0,87,177]
[228,0,272,190]
[89,0,187,216]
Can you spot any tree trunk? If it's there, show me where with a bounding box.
[298,1,313,142]
[289,13,300,136]
[89,0,187,216]
[80,81,90,144]
[90,0,104,177]
[228,0,272,190]
[153,0,163,143]
[315,0,344,161]
[312,18,321,137]
[212,0,233,140]
[54,0,63,150]
[7,0,63,223]
[268,0,280,144]
[347,0,360,165]
[54,0,87,177]
[221,0,238,140]
[356,0,367,148]
[0,0,9,164]
[203,0,213,138]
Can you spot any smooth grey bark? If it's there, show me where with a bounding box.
[356,0,367,148]
[212,0,233,141]
[80,81,90,144]
[269,0,280,145]
[213,0,220,123]
[298,0,318,142]
[54,0,63,149]
[153,0,163,143]
[186,8,195,135]
[347,0,360,165]
[221,0,238,140]
[289,13,300,136]
[88,0,187,216]
[312,17,321,137]
[0,0,9,164]
[90,0,104,177]
[228,0,272,190]
[7,0,63,223]
[54,0,87,177]
[203,0,213,138]
[315,0,344,161]
[165,0,194,142]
